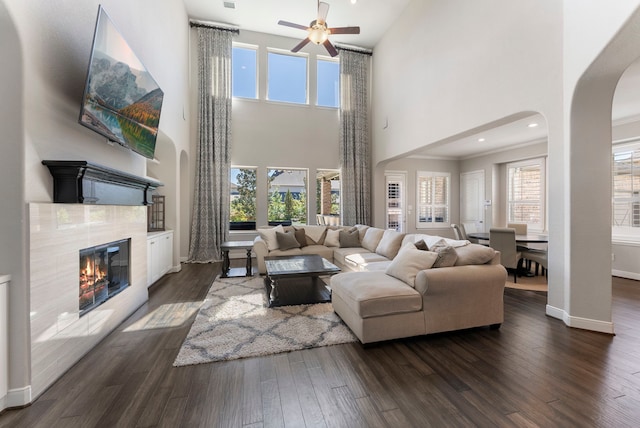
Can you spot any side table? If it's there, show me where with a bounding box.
[221,241,255,278]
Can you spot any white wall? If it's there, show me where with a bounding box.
[372,0,640,333]
[372,0,563,165]
[1,0,190,405]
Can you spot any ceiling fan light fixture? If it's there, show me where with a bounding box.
[308,23,329,44]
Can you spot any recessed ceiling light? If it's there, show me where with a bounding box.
[528,123,539,128]
[478,138,485,142]
[351,0,357,4]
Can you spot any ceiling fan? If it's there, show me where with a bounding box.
[278,1,360,57]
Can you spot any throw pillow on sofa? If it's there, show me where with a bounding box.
[294,225,326,245]
[276,230,301,251]
[376,229,405,259]
[361,227,385,252]
[294,228,308,247]
[324,228,341,247]
[429,239,458,268]
[454,243,496,266]
[414,239,429,251]
[339,228,360,248]
[257,225,285,251]
[385,243,438,287]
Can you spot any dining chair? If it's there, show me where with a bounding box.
[490,227,523,282]
[316,214,325,225]
[507,223,528,235]
[462,222,478,234]
[451,224,467,240]
[521,248,548,278]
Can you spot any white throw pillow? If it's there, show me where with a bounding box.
[324,228,341,247]
[257,225,284,251]
[385,244,438,287]
[375,229,405,259]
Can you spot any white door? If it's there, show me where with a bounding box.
[461,170,485,232]
[385,172,406,232]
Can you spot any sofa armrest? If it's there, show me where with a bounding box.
[413,264,507,333]
[413,264,507,296]
[253,236,269,274]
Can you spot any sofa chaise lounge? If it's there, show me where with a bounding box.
[253,224,507,343]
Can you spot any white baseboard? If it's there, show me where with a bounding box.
[1,385,32,410]
[612,269,640,281]
[170,264,182,274]
[546,305,615,334]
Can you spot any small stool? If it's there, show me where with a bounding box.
[220,241,254,278]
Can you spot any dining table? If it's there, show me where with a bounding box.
[467,232,549,243]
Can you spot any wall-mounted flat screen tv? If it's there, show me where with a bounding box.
[79,6,164,159]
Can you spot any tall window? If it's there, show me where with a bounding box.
[317,58,339,108]
[232,45,257,99]
[267,51,307,104]
[230,167,257,230]
[268,168,307,225]
[386,173,405,232]
[613,143,640,236]
[507,158,546,232]
[417,171,450,228]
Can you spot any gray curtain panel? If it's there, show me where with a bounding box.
[339,48,371,226]
[188,27,233,262]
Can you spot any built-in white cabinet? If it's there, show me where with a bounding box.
[147,230,173,287]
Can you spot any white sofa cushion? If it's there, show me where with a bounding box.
[361,227,385,252]
[375,229,405,259]
[454,244,496,266]
[324,229,341,247]
[385,244,438,287]
[257,225,284,251]
[345,252,389,266]
[333,247,371,265]
[330,271,423,318]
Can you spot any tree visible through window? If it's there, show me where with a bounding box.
[230,167,257,230]
[268,169,307,225]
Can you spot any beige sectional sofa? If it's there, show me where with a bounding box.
[253,224,507,344]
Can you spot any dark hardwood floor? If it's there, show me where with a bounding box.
[2,262,640,427]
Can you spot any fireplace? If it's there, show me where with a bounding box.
[79,238,130,316]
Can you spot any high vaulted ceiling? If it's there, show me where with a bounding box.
[184,0,640,159]
[184,0,412,49]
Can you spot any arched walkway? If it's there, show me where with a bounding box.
[546,5,640,333]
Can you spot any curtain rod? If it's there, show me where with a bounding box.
[189,19,240,34]
[335,44,373,56]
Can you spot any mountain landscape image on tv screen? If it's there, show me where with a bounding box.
[79,7,163,159]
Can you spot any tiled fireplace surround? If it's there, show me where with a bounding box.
[29,203,148,398]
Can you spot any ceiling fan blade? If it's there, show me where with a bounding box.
[323,39,338,57]
[329,26,361,35]
[317,2,330,24]
[292,38,311,53]
[278,20,309,31]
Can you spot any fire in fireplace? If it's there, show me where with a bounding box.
[79,238,130,316]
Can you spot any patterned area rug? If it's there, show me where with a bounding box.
[173,275,357,367]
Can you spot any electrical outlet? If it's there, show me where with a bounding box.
[611,253,615,261]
